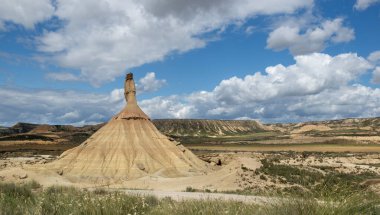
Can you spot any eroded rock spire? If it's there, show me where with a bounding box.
[124,73,137,104]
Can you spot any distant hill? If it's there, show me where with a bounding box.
[153,119,270,137]
[0,122,105,135]
[0,119,268,138]
[1,117,380,146]
[269,117,380,133]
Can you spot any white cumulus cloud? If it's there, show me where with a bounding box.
[368,50,380,64]
[267,18,354,55]
[0,0,54,30]
[354,0,380,10]
[137,72,166,93]
[140,96,195,119]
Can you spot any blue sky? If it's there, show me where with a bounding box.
[1,0,380,126]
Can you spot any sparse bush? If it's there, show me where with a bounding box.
[272,157,280,163]
[260,174,267,181]
[93,188,107,195]
[301,151,311,159]
[185,186,196,192]
[25,180,41,189]
[241,165,249,171]
[278,177,287,184]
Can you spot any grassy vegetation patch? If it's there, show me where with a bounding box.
[258,158,324,187]
[254,156,379,200]
[0,182,260,215]
[1,182,380,215]
[306,129,379,137]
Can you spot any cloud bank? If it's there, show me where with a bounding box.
[0,88,121,126]
[1,52,378,126]
[35,0,312,86]
[141,52,374,121]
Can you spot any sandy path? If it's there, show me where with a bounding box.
[117,189,272,204]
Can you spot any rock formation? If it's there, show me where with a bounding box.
[48,73,207,183]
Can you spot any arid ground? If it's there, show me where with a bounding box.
[1,118,380,214]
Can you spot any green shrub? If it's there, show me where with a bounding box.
[25,180,41,189]
[185,186,196,192]
[260,174,267,181]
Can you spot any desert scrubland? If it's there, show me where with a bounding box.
[1,118,380,214]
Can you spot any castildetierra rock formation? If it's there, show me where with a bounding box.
[48,73,207,183]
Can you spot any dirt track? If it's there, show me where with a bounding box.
[119,189,272,204]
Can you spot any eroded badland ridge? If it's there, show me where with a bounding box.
[1,117,380,155]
